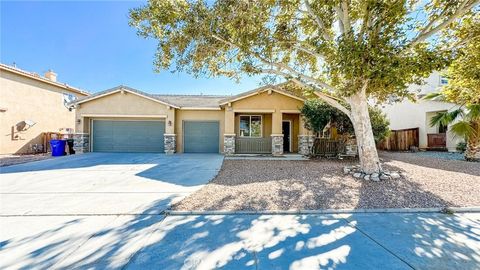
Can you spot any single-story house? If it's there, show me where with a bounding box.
[0,63,89,154]
[73,84,315,155]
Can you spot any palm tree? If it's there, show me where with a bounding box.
[425,93,480,161]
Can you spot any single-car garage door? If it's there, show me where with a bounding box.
[183,121,220,153]
[92,120,165,152]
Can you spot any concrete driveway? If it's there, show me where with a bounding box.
[1,154,479,269]
[0,153,224,215]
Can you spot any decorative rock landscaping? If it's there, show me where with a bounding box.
[174,151,480,211]
[343,165,404,181]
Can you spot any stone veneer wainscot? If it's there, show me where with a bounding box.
[164,134,176,154]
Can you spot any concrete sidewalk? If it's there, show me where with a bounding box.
[1,212,478,269]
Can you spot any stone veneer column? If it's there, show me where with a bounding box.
[164,134,176,154]
[223,134,236,155]
[298,135,315,156]
[271,134,284,156]
[73,133,90,153]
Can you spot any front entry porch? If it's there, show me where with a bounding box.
[223,111,314,156]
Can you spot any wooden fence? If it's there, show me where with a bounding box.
[311,138,339,157]
[377,128,419,151]
[311,137,359,158]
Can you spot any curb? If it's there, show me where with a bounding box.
[166,207,480,216]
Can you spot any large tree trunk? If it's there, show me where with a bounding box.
[465,120,480,162]
[348,91,382,174]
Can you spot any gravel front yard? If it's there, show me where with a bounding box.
[173,152,480,211]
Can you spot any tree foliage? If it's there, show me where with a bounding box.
[129,0,477,107]
[424,12,479,161]
[129,0,478,171]
[301,99,390,143]
[440,13,480,105]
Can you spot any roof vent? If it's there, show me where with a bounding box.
[45,70,57,82]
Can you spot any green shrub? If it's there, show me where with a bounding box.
[300,100,390,144]
[456,142,467,152]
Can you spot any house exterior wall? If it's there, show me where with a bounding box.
[382,99,462,151]
[0,69,87,154]
[75,91,174,133]
[381,72,463,152]
[175,109,225,153]
[227,91,305,136]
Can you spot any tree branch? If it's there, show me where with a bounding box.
[303,0,331,41]
[314,90,352,118]
[335,5,345,35]
[359,3,372,39]
[341,0,352,33]
[293,44,324,60]
[410,0,479,46]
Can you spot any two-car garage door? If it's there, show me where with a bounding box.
[92,120,220,153]
[92,120,165,153]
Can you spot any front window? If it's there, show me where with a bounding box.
[239,115,262,137]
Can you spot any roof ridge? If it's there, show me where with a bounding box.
[0,63,90,96]
[154,94,230,97]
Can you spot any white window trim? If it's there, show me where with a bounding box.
[239,115,263,138]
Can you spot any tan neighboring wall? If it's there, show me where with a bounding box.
[175,110,225,153]
[75,91,175,135]
[0,69,88,154]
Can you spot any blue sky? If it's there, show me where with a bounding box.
[0,0,262,95]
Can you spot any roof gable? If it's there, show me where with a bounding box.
[219,83,305,105]
[75,86,179,108]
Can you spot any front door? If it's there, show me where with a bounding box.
[282,121,291,152]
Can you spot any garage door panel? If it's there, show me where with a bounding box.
[184,121,219,153]
[92,121,114,151]
[93,120,165,153]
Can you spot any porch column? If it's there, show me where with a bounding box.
[223,107,236,155]
[298,115,314,155]
[164,107,176,154]
[271,111,284,155]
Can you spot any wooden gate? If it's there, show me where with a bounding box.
[378,128,419,151]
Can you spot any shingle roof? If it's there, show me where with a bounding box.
[74,85,229,109]
[74,82,305,109]
[0,63,90,96]
[154,94,229,108]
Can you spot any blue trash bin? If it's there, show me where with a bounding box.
[50,140,66,156]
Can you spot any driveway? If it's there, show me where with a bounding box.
[0,152,224,215]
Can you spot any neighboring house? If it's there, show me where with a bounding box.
[73,84,314,155]
[0,64,89,154]
[381,71,462,151]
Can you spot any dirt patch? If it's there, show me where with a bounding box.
[173,152,480,211]
[0,154,52,167]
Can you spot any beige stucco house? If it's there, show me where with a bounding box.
[381,71,463,151]
[73,84,314,155]
[0,64,89,154]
